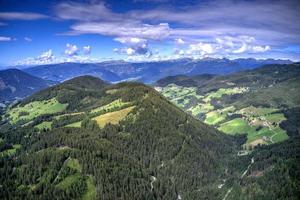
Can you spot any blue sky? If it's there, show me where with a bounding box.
[0,0,300,66]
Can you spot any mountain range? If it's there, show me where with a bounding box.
[22,58,292,83]
[0,69,56,102]
[0,61,299,200]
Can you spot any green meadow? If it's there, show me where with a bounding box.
[7,98,68,124]
[161,84,289,147]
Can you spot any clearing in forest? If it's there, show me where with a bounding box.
[93,106,135,127]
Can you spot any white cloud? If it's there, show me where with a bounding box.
[0,36,12,41]
[37,49,54,62]
[0,12,48,20]
[70,22,170,41]
[172,34,271,59]
[188,43,214,55]
[174,48,185,55]
[24,37,32,42]
[114,37,147,45]
[252,45,271,52]
[83,45,91,54]
[16,49,55,65]
[126,48,135,55]
[16,47,100,66]
[53,0,300,60]
[113,37,151,56]
[175,38,185,45]
[232,43,248,54]
[64,43,79,56]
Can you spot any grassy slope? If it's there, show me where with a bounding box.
[93,106,135,127]
[7,98,67,124]
[157,64,300,147]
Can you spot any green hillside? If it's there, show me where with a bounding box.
[156,63,300,148]
[0,76,244,200]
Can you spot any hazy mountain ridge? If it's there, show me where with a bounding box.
[22,58,292,83]
[0,68,56,102]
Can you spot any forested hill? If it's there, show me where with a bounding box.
[0,68,56,102]
[0,76,242,200]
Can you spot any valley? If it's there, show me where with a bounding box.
[1,0,299,199]
[157,63,300,148]
[0,64,299,200]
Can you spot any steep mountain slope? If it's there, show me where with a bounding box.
[228,136,300,200]
[23,58,291,83]
[0,76,242,200]
[0,69,56,102]
[156,63,300,148]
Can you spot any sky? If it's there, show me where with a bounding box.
[0,0,300,66]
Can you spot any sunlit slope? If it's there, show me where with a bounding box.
[157,63,300,147]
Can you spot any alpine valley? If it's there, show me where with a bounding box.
[0,63,299,200]
[1,0,300,199]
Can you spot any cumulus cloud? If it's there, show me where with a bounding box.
[173,34,272,58]
[16,45,99,65]
[83,45,91,54]
[114,37,147,45]
[113,37,151,56]
[252,45,271,52]
[17,49,55,65]
[114,44,151,56]
[0,36,12,41]
[189,43,214,55]
[38,49,54,62]
[175,38,185,45]
[53,0,296,60]
[0,12,48,20]
[64,43,79,56]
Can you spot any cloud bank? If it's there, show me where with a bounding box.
[52,0,299,60]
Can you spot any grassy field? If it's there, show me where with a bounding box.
[56,158,82,189]
[203,87,248,102]
[35,121,52,130]
[160,84,290,147]
[93,106,135,128]
[161,84,203,108]
[82,176,96,200]
[55,158,96,199]
[0,144,21,157]
[90,99,131,114]
[238,106,278,117]
[8,98,68,124]
[218,118,256,135]
[65,121,82,128]
[264,113,286,124]
[204,106,235,125]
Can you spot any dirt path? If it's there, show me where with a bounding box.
[150,176,157,191]
[270,130,278,144]
[222,157,254,200]
[222,188,232,200]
